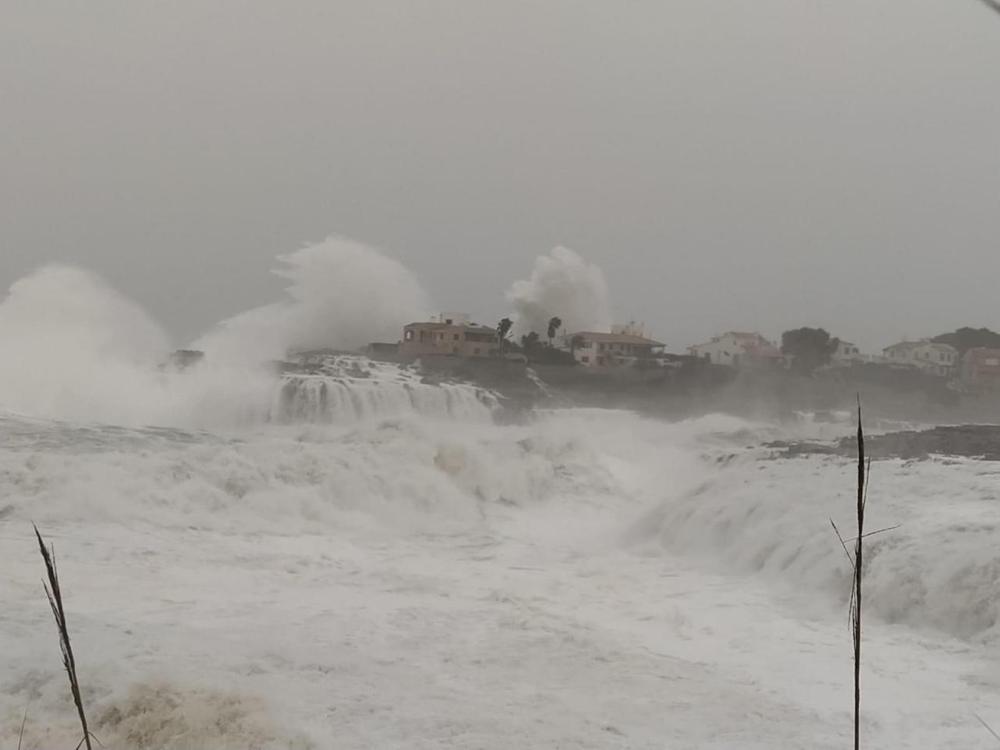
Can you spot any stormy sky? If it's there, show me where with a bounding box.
[2,1,998,352]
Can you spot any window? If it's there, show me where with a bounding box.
[581,356,590,363]
[445,319,453,325]
[405,330,414,341]
[454,334,460,341]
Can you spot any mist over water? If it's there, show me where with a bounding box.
[0,237,438,427]
[194,237,431,364]
[0,236,620,428]
[0,264,174,424]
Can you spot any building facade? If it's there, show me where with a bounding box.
[830,340,863,366]
[400,313,499,359]
[961,347,1000,390]
[564,325,665,367]
[882,340,958,377]
[688,332,783,368]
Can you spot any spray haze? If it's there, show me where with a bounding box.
[194,237,431,363]
[0,238,438,427]
[507,247,612,336]
[0,265,174,422]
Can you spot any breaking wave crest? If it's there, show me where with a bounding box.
[0,239,484,429]
[635,445,1000,642]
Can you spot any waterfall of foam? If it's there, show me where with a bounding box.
[268,355,498,424]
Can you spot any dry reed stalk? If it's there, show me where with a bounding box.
[16,705,28,750]
[33,525,93,750]
[830,399,872,749]
[975,714,1000,743]
[852,401,865,750]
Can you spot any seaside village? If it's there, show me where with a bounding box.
[358,313,1000,393]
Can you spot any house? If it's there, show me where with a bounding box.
[688,332,783,368]
[563,323,665,367]
[830,340,864,367]
[400,313,499,359]
[882,340,958,378]
[961,347,1000,390]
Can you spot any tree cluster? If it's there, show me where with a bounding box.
[497,316,575,364]
[931,327,1000,356]
[780,327,839,374]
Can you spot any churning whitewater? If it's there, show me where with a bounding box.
[1,240,999,749]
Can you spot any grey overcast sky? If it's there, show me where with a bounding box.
[2,1,998,352]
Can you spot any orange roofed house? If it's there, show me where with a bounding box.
[563,324,665,367]
[400,313,499,359]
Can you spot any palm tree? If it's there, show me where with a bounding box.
[547,316,562,346]
[496,317,513,357]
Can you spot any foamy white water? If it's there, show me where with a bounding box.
[2,397,999,749]
[2,252,999,748]
[270,356,497,425]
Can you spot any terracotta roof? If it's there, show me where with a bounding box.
[571,331,665,347]
[692,331,771,346]
[405,321,495,332]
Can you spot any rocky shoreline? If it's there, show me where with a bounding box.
[768,425,1000,461]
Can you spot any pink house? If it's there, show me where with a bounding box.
[962,347,1000,389]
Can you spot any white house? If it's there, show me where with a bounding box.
[688,332,783,368]
[882,340,958,377]
[564,323,665,367]
[829,340,865,367]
